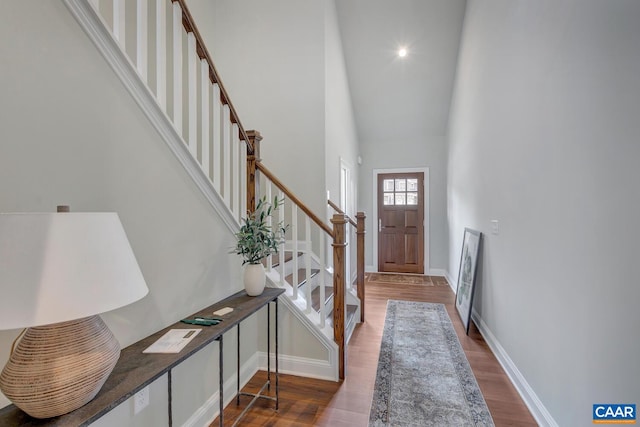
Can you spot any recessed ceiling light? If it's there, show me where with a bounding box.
[398,47,408,58]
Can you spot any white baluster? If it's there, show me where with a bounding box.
[265,184,273,273]
[240,138,247,221]
[232,123,240,220]
[187,33,197,158]
[88,0,99,12]
[155,0,167,110]
[113,0,126,46]
[319,231,326,328]
[212,83,221,192]
[172,2,182,135]
[222,105,231,207]
[136,0,148,82]
[305,218,312,312]
[292,204,298,300]
[278,190,285,287]
[200,59,210,180]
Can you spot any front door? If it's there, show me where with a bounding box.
[377,172,424,274]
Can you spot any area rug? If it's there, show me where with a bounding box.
[369,300,494,426]
[366,273,449,287]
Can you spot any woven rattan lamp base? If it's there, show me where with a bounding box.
[0,315,120,419]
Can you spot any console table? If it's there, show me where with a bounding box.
[0,288,285,427]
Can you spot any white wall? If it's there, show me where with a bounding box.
[324,0,360,213]
[448,1,640,425]
[187,0,327,217]
[359,137,448,272]
[0,1,253,424]
[334,0,466,273]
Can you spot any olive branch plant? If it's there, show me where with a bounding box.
[231,196,289,265]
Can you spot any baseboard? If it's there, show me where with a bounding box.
[365,265,376,273]
[444,271,456,293]
[428,268,448,277]
[258,352,336,382]
[471,311,558,427]
[182,353,259,427]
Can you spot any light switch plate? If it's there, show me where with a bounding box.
[490,220,499,235]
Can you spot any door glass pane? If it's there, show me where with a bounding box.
[383,179,394,192]
[395,179,406,191]
[407,192,418,205]
[395,193,406,205]
[383,193,395,205]
[407,179,418,191]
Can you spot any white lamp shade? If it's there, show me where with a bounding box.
[0,212,149,330]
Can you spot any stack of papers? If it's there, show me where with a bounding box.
[143,329,201,354]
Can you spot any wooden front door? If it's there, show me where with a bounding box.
[377,172,424,274]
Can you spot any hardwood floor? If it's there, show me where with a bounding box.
[211,276,537,426]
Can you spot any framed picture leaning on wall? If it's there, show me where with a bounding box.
[455,228,482,335]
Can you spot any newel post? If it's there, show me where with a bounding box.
[246,130,262,213]
[356,212,366,323]
[331,213,347,380]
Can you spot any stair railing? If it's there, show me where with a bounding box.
[87,0,254,225]
[84,0,354,380]
[246,139,347,378]
[328,200,366,323]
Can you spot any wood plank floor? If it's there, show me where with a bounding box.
[211,276,537,426]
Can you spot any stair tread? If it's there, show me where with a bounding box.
[285,268,320,287]
[264,251,303,268]
[311,285,334,312]
[326,304,358,329]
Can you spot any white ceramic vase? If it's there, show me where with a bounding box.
[243,263,266,296]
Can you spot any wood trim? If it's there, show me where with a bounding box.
[256,163,333,236]
[331,214,347,380]
[329,200,366,323]
[245,130,262,213]
[356,212,366,323]
[171,0,252,153]
[327,199,356,227]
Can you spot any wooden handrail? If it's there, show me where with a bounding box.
[256,162,333,236]
[172,0,254,153]
[327,199,357,227]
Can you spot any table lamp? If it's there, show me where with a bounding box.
[0,208,149,419]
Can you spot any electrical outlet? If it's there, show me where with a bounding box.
[133,386,149,415]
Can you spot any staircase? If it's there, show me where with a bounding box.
[63,0,366,380]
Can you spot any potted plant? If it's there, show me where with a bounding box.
[232,196,288,296]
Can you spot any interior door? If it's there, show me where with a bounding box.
[377,172,424,274]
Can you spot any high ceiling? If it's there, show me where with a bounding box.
[335,0,467,143]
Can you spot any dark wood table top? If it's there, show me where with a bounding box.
[0,288,285,427]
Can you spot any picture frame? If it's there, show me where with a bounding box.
[455,228,482,335]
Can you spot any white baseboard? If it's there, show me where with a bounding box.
[428,268,448,277]
[365,264,376,273]
[445,271,456,293]
[471,311,558,427]
[257,352,336,382]
[182,353,259,427]
[181,351,337,426]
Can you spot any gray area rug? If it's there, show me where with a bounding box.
[369,300,495,426]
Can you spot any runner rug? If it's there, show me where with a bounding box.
[369,300,495,426]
